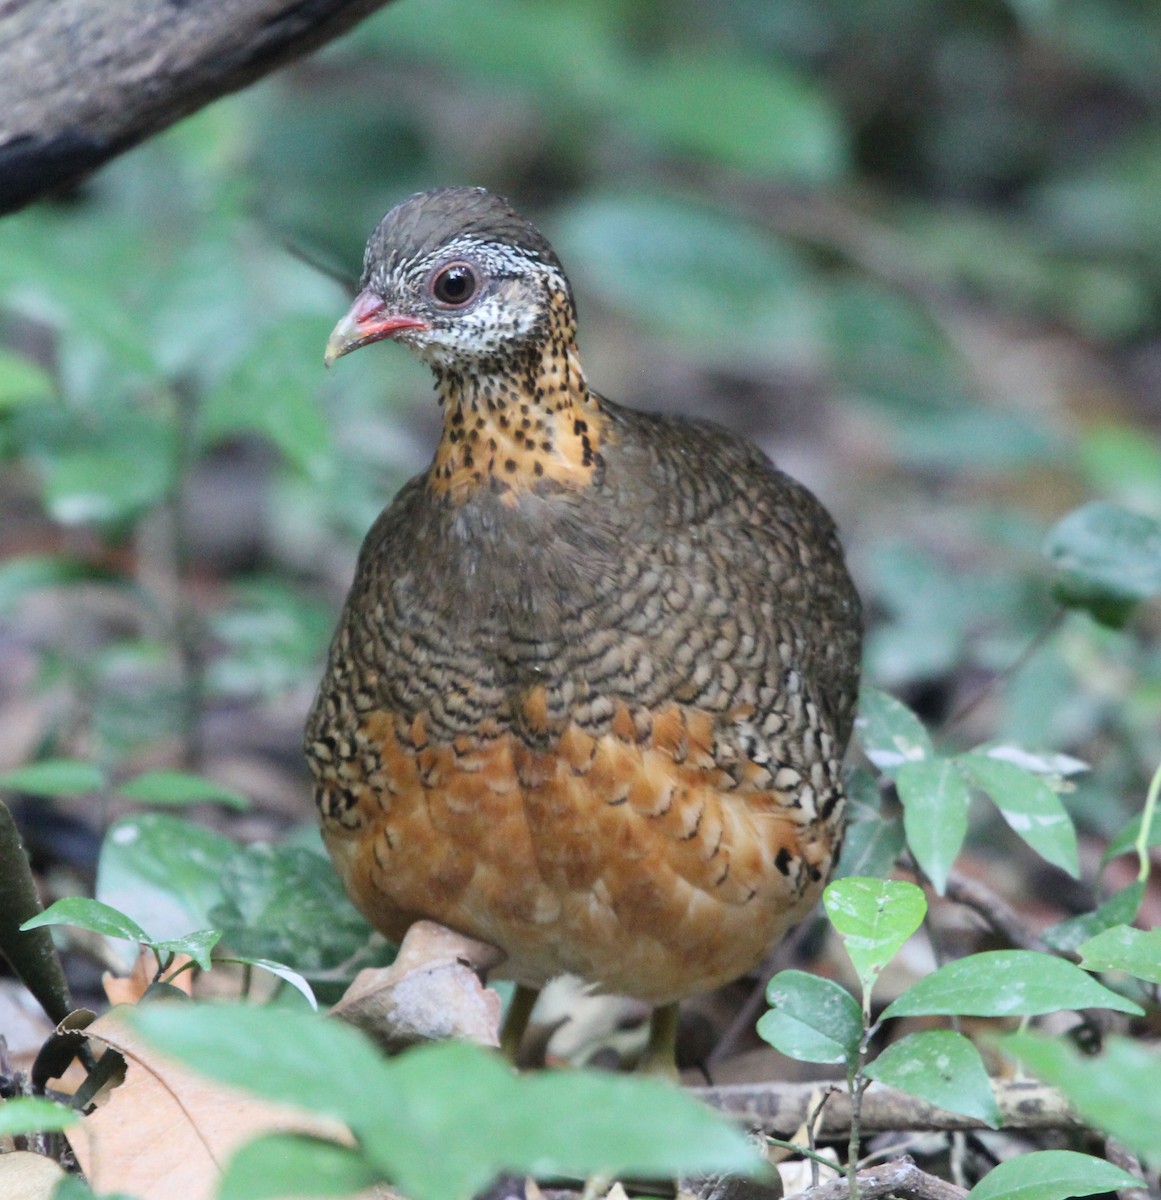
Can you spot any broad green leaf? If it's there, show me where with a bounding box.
[217,956,318,1010]
[220,1134,377,1200]
[0,1096,78,1135]
[1104,809,1161,863]
[1002,1033,1161,1166]
[625,53,846,184]
[116,770,249,810]
[202,318,332,478]
[882,950,1143,1020]
[33,412,177,525]
[958,752,1079,877]
[895,757,970,894]
[97,813,240,941]
[967,1150,1141,1200]
[153,929,222,973]
[0,348,55,409]
[130,1005,761,1200]
[833,767,905,880]
[1044,500,1161,627]
[209,843,375,976]
[854,688,933,772]
[823,877,926,996]
[1078,924,1161,984]
[553,193,816,365]
[865,1030,1000,1127]
[758,970,862,1065]
[0,759,105,798]
[22,897,148,944]
[1041,882,1145,952]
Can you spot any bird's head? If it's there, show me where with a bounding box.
[324,187,575,373]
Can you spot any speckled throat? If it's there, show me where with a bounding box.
[428,288,606,500]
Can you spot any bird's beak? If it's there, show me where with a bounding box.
[324,290,430,367]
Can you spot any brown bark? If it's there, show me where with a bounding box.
[0,0,397,215]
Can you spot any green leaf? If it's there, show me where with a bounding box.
[1104,810,1161,863]
[854,688,933,772]
[116,770,249,810]
[153,929,222,973]
[217,956,318,1010]
[625,53,847,184]
[1044,500,1161,627]
[0,349,55,410]
[865,1030,1001,1127]
[202,318,332,478]
[881,950,1144,1020]
[209,843,375,977]
[22,897,149,944]
[758,970,862,1065]
[1041,883,1145,953]
[967,1150,1141,1200]
[553,193,816,365]
[895,757,970,894]
[1002,1033,1161,1167]
[0,1096,79,1135]
[220,1134,377,1200]
[958,752,1079,877]
[129,1005,761,1200]
[0,759,106,798]
[834,767,905,879]
[823,877,926,997]
[1078,924,1161,984]
[96,813,240,941]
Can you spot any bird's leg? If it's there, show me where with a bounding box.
[499,982,540,1064]
[638,1001,681,1079]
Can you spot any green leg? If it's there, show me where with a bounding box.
[639,1001,681,1078]
[499,983,540,1064]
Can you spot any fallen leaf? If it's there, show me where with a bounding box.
[0,1150,66,1198]
[103,947,194,1006]
[330,920,504,1050]
[68,1008,349,1200]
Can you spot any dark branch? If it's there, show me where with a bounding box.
[0,0,398,215]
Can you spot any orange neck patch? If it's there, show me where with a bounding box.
[427,298,606,502]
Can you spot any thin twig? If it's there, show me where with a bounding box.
[790,1155,968,1200]
[941,869,1058,957]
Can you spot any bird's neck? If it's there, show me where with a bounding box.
[428,320,606,503]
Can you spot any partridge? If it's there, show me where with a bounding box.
[306,187,862,1063]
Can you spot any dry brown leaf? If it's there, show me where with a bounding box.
[0,1150,66,1198]
[67,1008,349,1200]
[331,919,504,1050]
[102,948,194,1006]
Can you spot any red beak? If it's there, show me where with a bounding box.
[324,289,429,366]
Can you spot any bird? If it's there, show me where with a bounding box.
[305,186,862,1068]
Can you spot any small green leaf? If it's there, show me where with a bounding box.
[895,757,970,894]
[967,1150,1141,1200]
[834,768,905,880]
[958,752,1079,877]
[1103,810,1161,863]
[0,1096,78,1135]
[1041,882,1144,953]
[1078,924,1161,984]
[220,1133,377,1200]
[1002,1033,1161,1167]
[0,348,55,410]
[865,1030,1000,1127]
[217,956,318,1010]
[823,877,926,997]
[129,1004,761,1200]
[0,759,106,798]
[758,970,862,1065]
[882,950,1144,1020]
[22,896,149,944]
[153,929,221,973]
[1044,500,1161,627]
[855,688,933,772]
[116,770,249,810]
[96,813,240,941]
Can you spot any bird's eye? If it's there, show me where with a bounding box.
[430,262,479,307]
